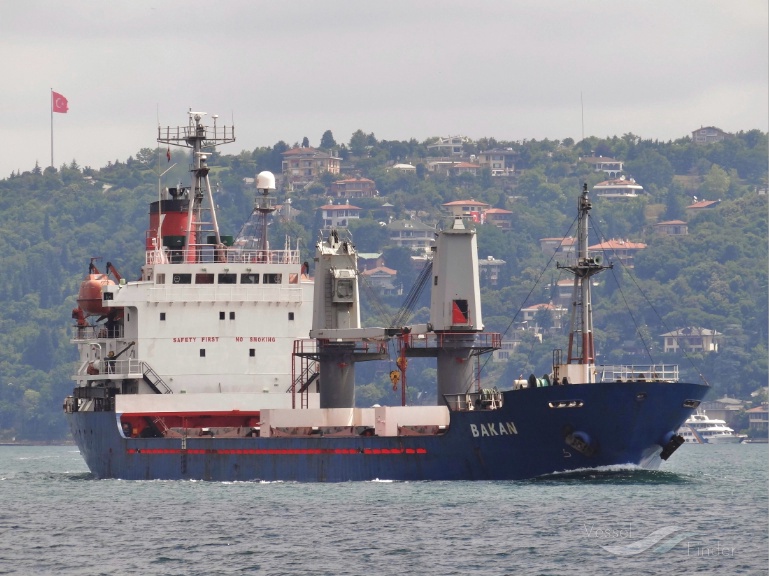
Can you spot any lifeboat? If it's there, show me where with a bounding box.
[77,273,115,317]
[76,260,121,317]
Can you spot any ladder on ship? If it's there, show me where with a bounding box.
[290,340,319,409]
[142,363,173,394]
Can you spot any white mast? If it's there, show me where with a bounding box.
[555,184,611,384]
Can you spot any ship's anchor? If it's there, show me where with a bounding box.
[659,432,685,460]
[563,425,597,457]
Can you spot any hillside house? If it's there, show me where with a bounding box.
[361,266,401,296]
[478,256,506,287]
[661,327,721,353]
[492,338,522,362]
[357,253,384,271]
[593,177,644,199]
[390,163,417,174]
[580,156,624,178]
[540,237,576,258]
[692,126,729,145]
[427,161,481,177]
[442,199,491,222]
[484,208,513,230]
[588,238,647,267]
[387,219,436,252]
[427,136,468,157]
[330,177,377,199]
[653,220,688,236]
[700,396,745,427]
[686,199,721,217]
[282,147,341,192]
[747,404,768,435]
[477,148,516,176]
[318,202,361,229]
[550,279,576,307]
[520,303,567,331]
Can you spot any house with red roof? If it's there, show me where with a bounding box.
[330,177,377,199]
[361,266,401,296]
[484,207,514,230]
[686,199,721,216]
[589,238,647,267]
[442,199,490,221]
[540,237,576,258]
[746,404,768,435]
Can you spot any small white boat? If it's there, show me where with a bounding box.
[678,410,746,444]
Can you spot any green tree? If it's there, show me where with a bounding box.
[625,149,674,189]
[320,130,337,149]
[702,164,730,198]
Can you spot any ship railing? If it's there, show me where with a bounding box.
[598,364,679,383]
[443,389,504,412]
[145,247,301,266]
[79,357,143,378]
[72,325,124,341]
[147,284,305,303]
[158,124,235,144]
[403,331,502,353]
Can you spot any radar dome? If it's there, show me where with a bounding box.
[256,171,276,192]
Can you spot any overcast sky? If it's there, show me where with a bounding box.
[2,0,767,177]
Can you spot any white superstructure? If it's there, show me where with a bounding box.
[70,110,317,413]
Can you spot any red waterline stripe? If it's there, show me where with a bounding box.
[128,447,427,456]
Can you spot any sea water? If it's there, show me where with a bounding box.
[0,444,766,575]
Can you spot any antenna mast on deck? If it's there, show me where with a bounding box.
[556,184,612,384]
[157,110,235,248]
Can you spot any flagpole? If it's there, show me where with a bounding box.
[50,88,54,168]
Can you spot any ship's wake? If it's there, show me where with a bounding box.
[529,464,693,485]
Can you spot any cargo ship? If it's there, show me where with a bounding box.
[63,110,708,481]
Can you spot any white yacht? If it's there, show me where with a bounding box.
[678,410,746,443]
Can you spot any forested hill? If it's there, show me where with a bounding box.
[0,130,766,440]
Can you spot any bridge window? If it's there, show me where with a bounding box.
[263,273,282,284]
[196,273,214,284]
[241,273,259,284]
[172,274,192,284]
[218,273,237,284]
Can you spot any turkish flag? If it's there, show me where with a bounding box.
[52,91,68,113]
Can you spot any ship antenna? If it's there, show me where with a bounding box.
[556,183,612,384]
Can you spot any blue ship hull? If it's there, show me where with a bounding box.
[67,381,708,481]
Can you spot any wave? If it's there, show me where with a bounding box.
[527,464,693,485]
